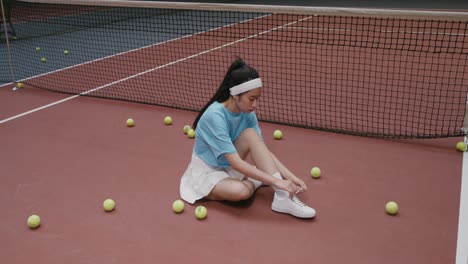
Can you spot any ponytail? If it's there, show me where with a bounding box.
[192,57,259,129]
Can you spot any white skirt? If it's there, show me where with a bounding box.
[180,153,244,204]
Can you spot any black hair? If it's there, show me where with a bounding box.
[192,57,260,130]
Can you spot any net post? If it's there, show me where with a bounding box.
[462,93,468,144]
[0,0,16,85]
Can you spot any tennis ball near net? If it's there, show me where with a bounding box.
[27,215,41,229]
[172,200,185,213]
[63,50,69,55]
[195,206,207,220]
[103,199,116,212]
[164,116,172,125]
[273,130,283,140]
[35,47,40,52]
[385,201,398,215]
[183,125,191,134]
[17,82,24,89]
[187,129,195,138]
[41,57,46,63]
[310,167,321,179]
[456,141,467,152]
[126,118,135,127]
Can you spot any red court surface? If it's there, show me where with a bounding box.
[0,84,463,264]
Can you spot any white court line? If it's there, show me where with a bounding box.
[0,14,309,124]
[0,82,14,88]
[0,95,80,124]
[457,145,468,264]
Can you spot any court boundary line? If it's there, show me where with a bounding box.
[0,14,309,124]
[0,82,14,88]
[457,147,468,264]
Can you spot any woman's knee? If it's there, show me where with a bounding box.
[235,128,261,155]
[239,128,260,140]
[207,179,254,201]
[230,183,254,201]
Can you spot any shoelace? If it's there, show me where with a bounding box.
[291,196,306,207]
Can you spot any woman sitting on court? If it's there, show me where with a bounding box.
[179,57,316,218]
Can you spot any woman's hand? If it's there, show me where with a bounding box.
[290,175,307,194]
[272,178,302,197]
[268,152,308,194]
[279,170,308,193]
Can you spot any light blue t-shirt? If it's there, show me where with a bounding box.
[194,101,262,167]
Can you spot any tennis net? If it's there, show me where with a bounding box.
[1,0,468,138]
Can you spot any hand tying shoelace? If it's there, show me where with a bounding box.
[295,187,304,195]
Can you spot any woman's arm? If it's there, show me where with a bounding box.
[225,152,301,196]
[270,152,308,191]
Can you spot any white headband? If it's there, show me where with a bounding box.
[229,78,263,96]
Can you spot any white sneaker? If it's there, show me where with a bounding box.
[271,193,316,218]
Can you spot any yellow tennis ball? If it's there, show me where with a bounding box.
[310,167,321,179]
[126,118,135,127]
[64,50,69,55]
[103,199,116,212]
[35,47,41,52]
[41,57,46,63]
[172,200,185,213]
[183,125,191,134]
[456,141,467,152]
[273,130,283,140]
[187,129,195,138]
[17,82,24,89]
[195,206,207,220]
[164,116,173,125]
[385,201,398,215]
[27,215,41,229]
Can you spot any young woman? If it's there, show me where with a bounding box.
[179,58,316,218]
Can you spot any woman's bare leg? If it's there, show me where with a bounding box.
[234,128,279,175]
[206,178,255,201]
[206,128,278,201]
